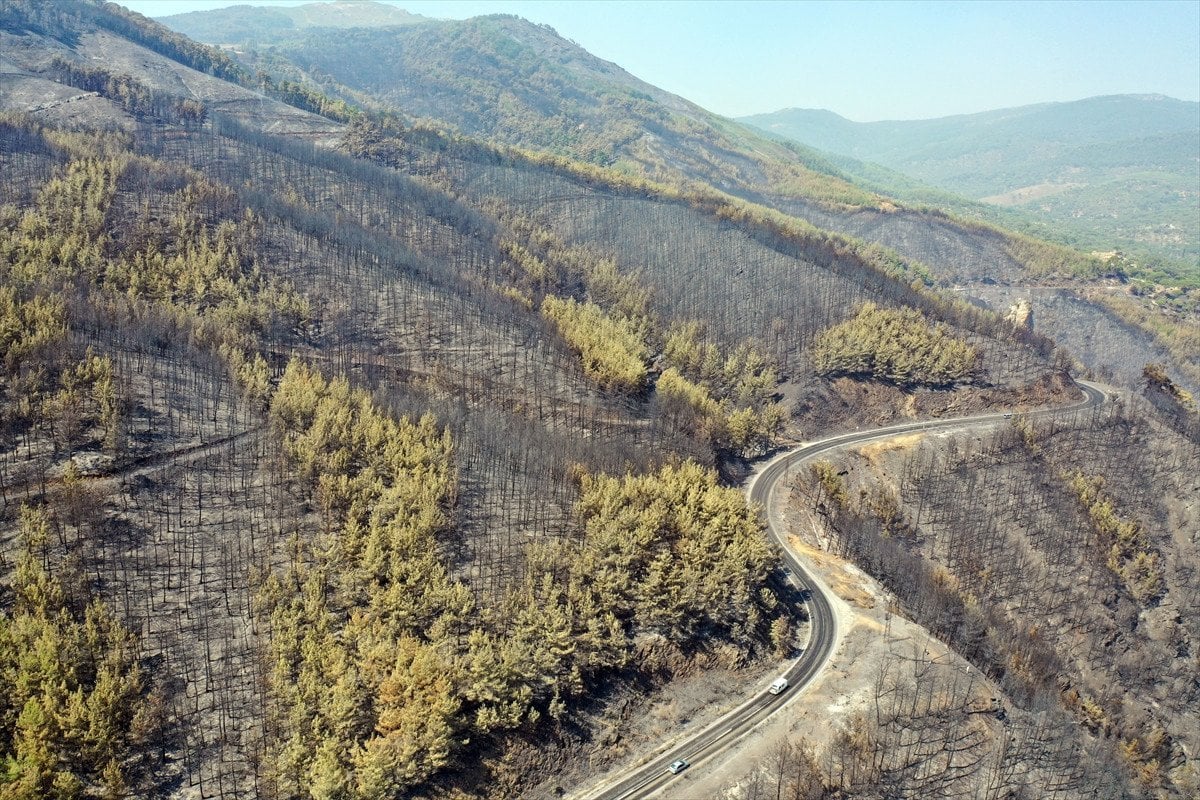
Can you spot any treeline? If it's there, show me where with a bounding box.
[1098,292,1200,391]
[494,203,786,457]
[1068,472,1162,603]
[48,57,207,127]
[658,323,785,457]
[540,295,647,393]
[271,16,877,205]
[84,1,369,126]
[345,106,1189,403]
[0,118,310,395]
[153,2,1131,293]
[0,286,63,375]
[0,148,123,449]
[0,129,303,450]
[252,71,360,125]
[567,460,782,646]
[258,361,467,796]
[811,302,981,386]
[1013,416,1165,606]
[501,217,656,396]
[74,0,245,84]
[998,226,1108,281]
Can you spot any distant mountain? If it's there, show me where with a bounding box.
[155,10,879,206]
[158,0,429,44]
[742,96,1200,264]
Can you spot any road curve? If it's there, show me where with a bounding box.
[585,380,1108,800]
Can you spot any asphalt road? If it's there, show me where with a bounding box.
[586,380,1107,800]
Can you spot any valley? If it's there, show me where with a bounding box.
[742,97,1200,268]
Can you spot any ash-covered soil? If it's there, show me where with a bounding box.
[768,196,1028,285]
[528,645,793,799]
[788,370,1077,441]
[971,285,1197,394]
[791,405,1200,797]
[0,27,343,139]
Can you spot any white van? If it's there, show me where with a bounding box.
[768,677,789,695]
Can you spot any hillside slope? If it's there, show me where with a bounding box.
[0,0,342,137]
[0,4,1083,798]
[156,5,1200,396]
[742,96,1200,264]
[159,11,879,204]
[2,4,1198,798]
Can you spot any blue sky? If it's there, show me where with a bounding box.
[124,0,1200,121]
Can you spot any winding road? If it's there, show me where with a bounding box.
[586,380,1108,800]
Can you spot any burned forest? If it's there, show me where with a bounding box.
[0,2,1197,799]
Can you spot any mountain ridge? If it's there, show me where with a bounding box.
[157,0,430,43]
[742,94,1200,264]
[754,93,1188,127]
[157,9,882,205]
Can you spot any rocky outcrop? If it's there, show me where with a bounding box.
[1005,298,1034,332]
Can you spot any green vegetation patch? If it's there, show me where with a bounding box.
[1068,473,1163,604]
[260,361,468,796]
[813,302,980,386]
[541,294,648,392]
[570,461,779,643]
[658,323,786,457]
[0,507,153,797]
[257,362,783,796]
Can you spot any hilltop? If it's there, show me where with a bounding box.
[159,0,429,44]
[742,95,1200,266]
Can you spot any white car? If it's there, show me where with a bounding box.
[668,759,690,774]
[768,677,789,695]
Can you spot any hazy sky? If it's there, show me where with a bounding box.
[124,0,1200,121]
